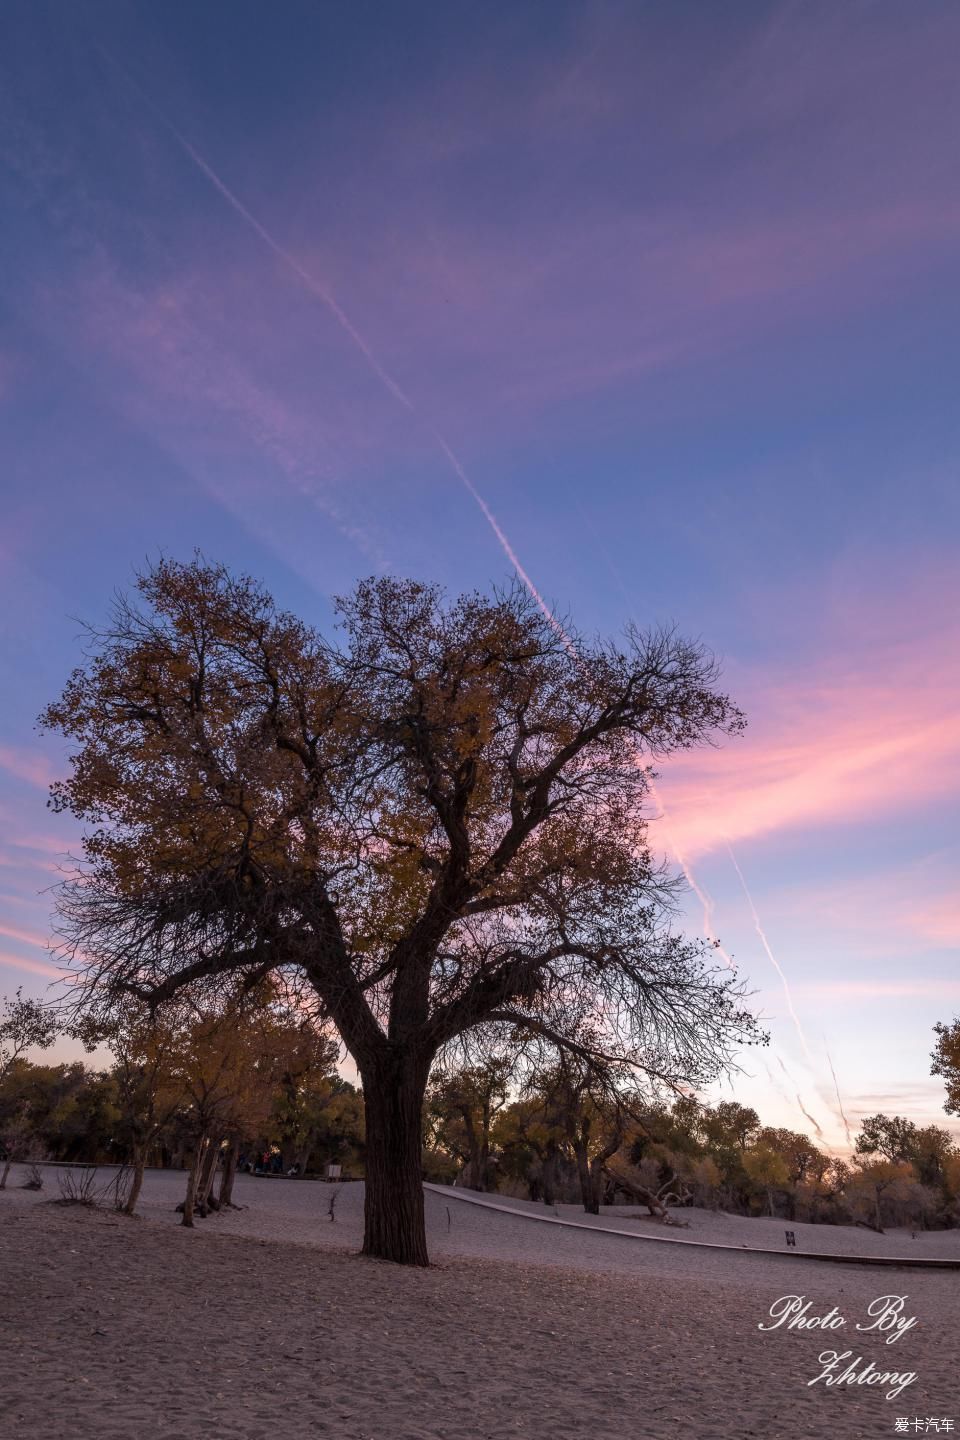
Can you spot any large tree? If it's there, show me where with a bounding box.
[42,559,761,1263]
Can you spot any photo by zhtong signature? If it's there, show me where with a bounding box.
[759,1294,920,1400]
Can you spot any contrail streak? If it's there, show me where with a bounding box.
[796,1094,825,1141]
[726,842,812,1061]
[649,781,735,970]
[775,1054,827,1141]
[105,52,413,414]
[104,53,564,636]
[826,1047,854,1147]
[761,1058,794,1111]
[431,432,573,649]
[108,56,754,1010]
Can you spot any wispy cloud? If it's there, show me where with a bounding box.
[658,564,960,859]
[0,745,59,790]
[792,980,960,1001]
[0,949,61,981]
[760,848,959,959]
[0,920,51,951]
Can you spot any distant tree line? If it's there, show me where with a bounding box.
[424,1048,960,1233]
[4,989,960,1234]
[0,983,363,1222]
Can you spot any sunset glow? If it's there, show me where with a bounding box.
[2,2,958,1154]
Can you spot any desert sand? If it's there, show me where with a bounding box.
[1,1165,957,1439]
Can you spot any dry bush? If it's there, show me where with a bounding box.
[20,1162,44,1191]
[56,1167,100,1206]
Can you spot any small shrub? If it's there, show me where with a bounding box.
[20,1162,44,1191]
[57,1167,100,1206]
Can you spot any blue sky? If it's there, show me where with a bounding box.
[2,1,959,1148]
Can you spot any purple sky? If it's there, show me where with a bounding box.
[2,1,959,1149]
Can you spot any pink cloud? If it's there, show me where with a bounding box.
[286,7,960,437]
[0,745,60,790]
[305,194,960,442]
[5,831,71,856]
[792,980,960,1001]
[755,850,959,961]
[656,563,960,858]
[0,950,62,982]
[0,921,52,951]
[660,702,958,858]
[904,895,960,949]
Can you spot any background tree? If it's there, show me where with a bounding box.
[115,1021,184,1216]
[254,1002,341,1180]
[742,1144,790,1216]
[907,1125,955,1188]
[701,1100,760,1153]
[490,1093,565,1202]
[854,1113,919,1165]
[273,1069,332,1173]
[932,1019,960,1114]
[295,1082,364,1177]
[42,559,761,1263]
[426,1058,511,1191]
[757,1126,827,1183]
[854,1112,956,1202]
[846,1158,917,1233]
[74,1002,187,1215]
[0,1061,86,1174]
[170,985,322,1223]
[1,985,66,1188]
[0,989,58,1083]
[523,1057,627,1214]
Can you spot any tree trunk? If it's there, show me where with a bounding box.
[295,1134,315,1177]
[181,1138,206,1228]
[0,1159,11,1190]
[360,1048,431,1265]
[541,1146,559,1208]
[124,1148,146,1216]
[461,1108,481,1190]
[603,1159,669,1219]
[573,1140,598,1214]
[218,1136,240,1208]
[197,1135,221,1213]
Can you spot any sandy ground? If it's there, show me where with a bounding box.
[1,1167,957,1440]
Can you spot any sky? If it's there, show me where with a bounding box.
[1,0,958,1152]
